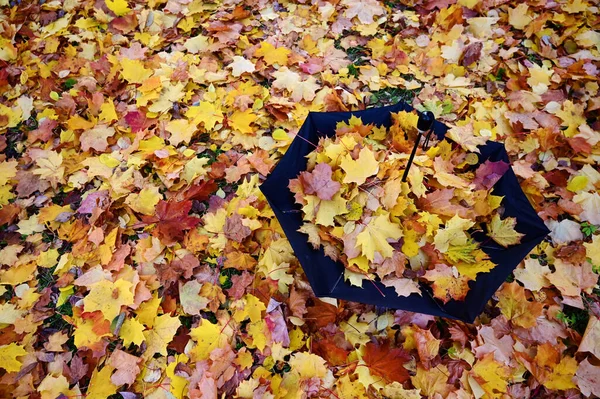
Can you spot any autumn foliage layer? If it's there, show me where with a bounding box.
[0,0,599,398]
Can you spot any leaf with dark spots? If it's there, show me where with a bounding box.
[461,42,483,66]
[124,110,149,133]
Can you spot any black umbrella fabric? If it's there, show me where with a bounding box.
[260,102,550,323]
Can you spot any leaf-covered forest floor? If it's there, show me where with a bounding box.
[0,0,599,398]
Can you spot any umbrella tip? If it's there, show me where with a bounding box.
[417,111,435,132]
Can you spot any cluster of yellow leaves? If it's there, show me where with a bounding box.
[290,114,525,301]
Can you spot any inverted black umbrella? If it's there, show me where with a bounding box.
[260,101,549,323]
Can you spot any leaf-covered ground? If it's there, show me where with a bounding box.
[0,0,599,398]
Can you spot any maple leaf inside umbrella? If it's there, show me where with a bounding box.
[261,102,549,323]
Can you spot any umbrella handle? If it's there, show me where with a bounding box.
[402,111,435,182]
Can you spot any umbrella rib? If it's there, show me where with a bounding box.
[292,132,319,148]
[331,271,344,293]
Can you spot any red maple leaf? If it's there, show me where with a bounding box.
[362,341,411,384]
[171,180,218,202]
[312,336,350,366]
[305,299,341,329]
[125,110,150,133]
[142,200,200,245]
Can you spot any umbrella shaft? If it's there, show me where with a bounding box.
[402,131,423,182]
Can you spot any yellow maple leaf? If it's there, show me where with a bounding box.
[508,4,532,30]
[0,38,17,62]
[166,118,198,146]
[0,185,14,205]
[236,348,254,369]
[402,228,420,257]
[73,315,111,349]
[37,375,72,399]
[165,354,189,398]
[411,365,452,397]
[543,356,578,390]
[555,100,586,138]
[190,319,225,360]
[105,0,130,16]
[182,157,210,183]
[455,259,496,280]
[83,279,134,321]
[33,151,64,188]
[37,248,60,268]
[584,235,600,266]
[562,0,587,13]
[136,294,161,327]
[434,214,475,253]
[272,67,320,102]
[38,204,72,224]
[496,282,543,328]
[340,147,379,185]
[458,0,479,8]
[248,320,267,351]
[99,100,118,122]
[229,109,257,135]
[470,353,510,397]
[393,110,419,135]
[143,314,181,358]
[445,241,480,263]
[323,135,358,165]
[381,382,422,399]
[487,214,524,247]
[120,317,146,346]
[527,63,553,95]
[356,213,403,261]
[0,343,27,373]
[233,294,266,323]
[316,193,348,226]
[67,114,96,130]
[0,160,18,185]
[120,58,152,84]
[340,314,370,347]
[125,186,161,215]
[87,365,117,399]
[302,193,348,227]
[288,352,328,379]
[17,214,45,236]
[255,41,291,66]
[336,374,369,398]
[184,35,209,53]
[186,101,224,130]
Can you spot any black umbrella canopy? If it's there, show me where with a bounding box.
[260,102,549,323]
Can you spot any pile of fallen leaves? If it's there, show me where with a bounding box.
[289,112,527,302]
[0,0,599,397]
